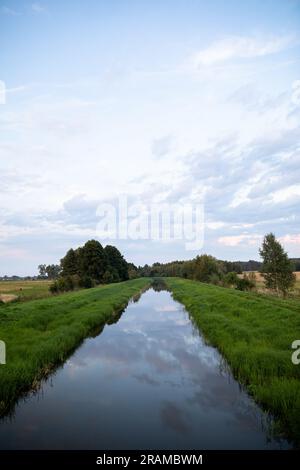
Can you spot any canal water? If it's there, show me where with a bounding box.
[0,288,290,449]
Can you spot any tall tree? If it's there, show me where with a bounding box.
[38,264,47,278]
[45,264,61,279]
[104,245,129,282]
[259,233,296,296]
[193,254,221,282]
[80,240,108,282]
[60,249,79,276]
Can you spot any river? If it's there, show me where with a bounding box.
[0,287,290,449]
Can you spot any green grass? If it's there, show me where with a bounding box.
[0,280,52,303]
[0,278,151,415]
[165,277,300,446]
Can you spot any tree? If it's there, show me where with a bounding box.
[259,233,296,296]
[45,264,61,279]
[127,262,138,279]
[38,264,47,278]
[79,240,107,282]
[38,264,61,279]
[104,245,129,282]
[60,249,79,276]
[193,254,222,283]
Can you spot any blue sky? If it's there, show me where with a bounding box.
[0,0,300,275]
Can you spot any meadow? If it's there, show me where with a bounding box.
[165,277,300,446]
[0,278,151,415]
[242,271,300,298]
[0,280,52,303]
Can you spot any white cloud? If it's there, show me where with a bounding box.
[193,35,295,67]
[272,184,300,202]
[279,233,300,246]
[218,234,262,247]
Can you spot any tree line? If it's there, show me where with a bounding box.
[46,240,129,293]
[39,233,296,297]
[135,233,296,296]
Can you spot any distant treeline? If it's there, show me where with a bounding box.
[135,257,300,279]
[136,259,245,277]
[135,257,243,280]
[131,254,299,293]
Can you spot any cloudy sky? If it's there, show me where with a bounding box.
[0,0,300,275]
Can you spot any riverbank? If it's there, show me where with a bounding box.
[165,277,300,447]
[0,278,151,415]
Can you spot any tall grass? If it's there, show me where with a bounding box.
[0,278,151,415]
[165,277,300,447]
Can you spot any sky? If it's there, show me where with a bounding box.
[0,0,300,275]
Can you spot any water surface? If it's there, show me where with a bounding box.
[0,288,290,449]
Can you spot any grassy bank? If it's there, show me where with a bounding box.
[165,277,300,446]
[0,278,150,415]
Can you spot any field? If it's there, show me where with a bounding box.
[165,278,300,446]
[242,271,300,298]
[0,280,52,303]
[0,278,151,415]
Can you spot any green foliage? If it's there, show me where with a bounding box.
[79,240,107,282]
[104,245,129,281]
[60,249,79,276]
[223,271,239,286]
[79,275,93,289]
[57,241,130,292]
[49,283,58,294]
[103,269,120,284]
[127,262,139,279]
[38,264,61,279]
[165,277,300,446]
[235,276,255,291]
[193,254,222,282]
[259,233,296,296]
[221,260,242,274]
[38,264,47,278]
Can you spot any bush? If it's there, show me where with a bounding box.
[208,273,222,285]
[49,275,75,294]
[79,275,93,289]
[49,282,59,294]
[223,271,239,287]
[236,276,255,291]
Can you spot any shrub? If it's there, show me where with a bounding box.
[79,275,93,289]
[49,276,75,294]
[223,271,239,287]
[209,273,222,285]
[236,276,255,291]
[49,282,59,294]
